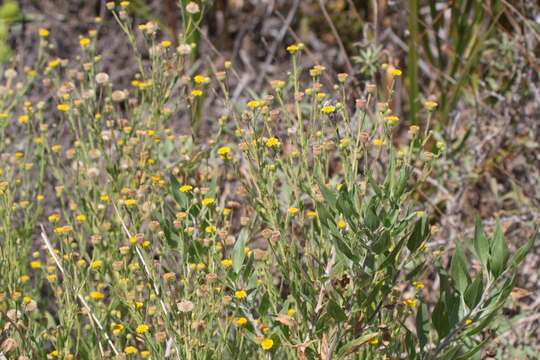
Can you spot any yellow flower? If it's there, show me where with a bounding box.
[306,210,317,219]
[265,137,281,149]
[30,261,41,269]
[235,317,248,327]
[76,214,87,223]
[247,100,262,109]
[79,37,91,47]
[49,350,59,358]
[270,80,285,90]
[201,197,215,206]
[111,323,124,335]
[234,290,247,300]
[179,185,193,193]
[191,89,203,97]
[18,115,29,125]
[337,218,346,230]
[205,225,217,234]
[287,207,299,216]
[57,104,70,112]
[19,274,30,283]
[39,28,50,37]
[403,297,418,308]
[372,138,385,147]
[193,74,210,84]
[424,100,438,111]
[413,281,425,290]
[124,346,138,355]
[384,115,399,125]
[89,291,105,301]
[465,318,473,326]
[261,338,274,350]
[48,58,61,69]
[339,137,350,147]
[141,351,150,359]
[136,324,150,334]
[161,40,172,48]
[124,198,137,207]
[90,260,103,270]
[287,43,303,54]
[221,259,233,269]
[408,125,420,136]
[369,337,379,346]
[321,105,336,114]
[391,68,402,77]
[218,146,232,160]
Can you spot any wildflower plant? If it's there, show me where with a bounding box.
[0,4,535,360]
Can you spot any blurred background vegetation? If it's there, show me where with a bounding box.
[2,0,539,357]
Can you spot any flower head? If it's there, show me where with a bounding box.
[234,289,247,300]
[57,104,70,112]
[124,346,138,355]
[79,37,91,47]
[89,291,105,301]
[193,74,210,84]
[265,137,281,149]
[201,197,215,206]
[321,105,336,114]
[38,28,50,38]
[287,207,299,216]
[235,317,248,327]
[217,146,232,160]
[261,338,274,350]
[247,100,262,109]
[179,185,193,193]
[136,324,150,334]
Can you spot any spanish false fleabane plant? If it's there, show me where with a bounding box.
[228,46,536,359]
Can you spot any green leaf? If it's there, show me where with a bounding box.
[488,220,509,278]
[416,303,429,352]
[439,346,461,360]
[454,338,490,360]
[372,230,390,254]
[327,299,346,323]
[367,173,383,198]
[394,167,410,199]
[330,226,358,262]
[243,252,255,282]
[473,216,489,268]
[318,181,337,207]
[336,332,379,359]
[365,204,379,231]
[232,230,247,273]
[464,275,483,309]
[432,299,450,338]
[450,242,471,294]
[258,292,270,314]
[510,232,537,267]
[407,218,428,252]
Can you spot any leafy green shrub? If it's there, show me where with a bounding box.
[0,2,535,359]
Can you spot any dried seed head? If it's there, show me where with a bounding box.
[95,72,109,84]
